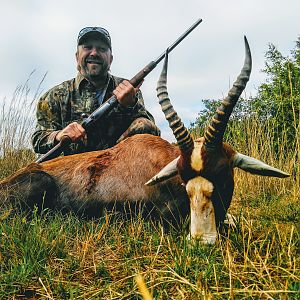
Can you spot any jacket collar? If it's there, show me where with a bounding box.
[75,72,114,95]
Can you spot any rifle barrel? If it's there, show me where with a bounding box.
[154,18,202,65]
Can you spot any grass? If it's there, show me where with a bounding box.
[0,209,298,299]
[0,81,299,299]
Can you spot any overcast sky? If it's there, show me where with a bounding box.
[1,0,299,142]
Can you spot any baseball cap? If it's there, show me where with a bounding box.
[77,27,112,49]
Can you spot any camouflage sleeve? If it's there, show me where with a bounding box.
[113,89,156,122]
[31,88,63,154]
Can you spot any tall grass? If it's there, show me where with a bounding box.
[0,73,44,177]
[0,81,299,299]
[227,114,299,199]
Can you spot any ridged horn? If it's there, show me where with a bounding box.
[156,49,194,152]
[204,36,252,150]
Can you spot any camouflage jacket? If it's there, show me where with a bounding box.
[32,73,156,155]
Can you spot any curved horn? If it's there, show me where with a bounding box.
[145,156,179,186]
[204,36,252,150]
[156,49,194,152]
[233,153,290,178]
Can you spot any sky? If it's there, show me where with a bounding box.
[1,0,299,142]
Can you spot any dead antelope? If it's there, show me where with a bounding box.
[0,36,289,243]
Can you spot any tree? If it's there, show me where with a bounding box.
[252,38,300,149]
[191,36,300,153]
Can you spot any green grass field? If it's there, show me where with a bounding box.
[0,194,298,299]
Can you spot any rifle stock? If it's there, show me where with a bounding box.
[36,18,202,163]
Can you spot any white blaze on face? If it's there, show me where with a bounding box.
[190,138,204,172]
[186,176,217,244]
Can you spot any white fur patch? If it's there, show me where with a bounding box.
[190,142,203,172]
[186,177,217,243]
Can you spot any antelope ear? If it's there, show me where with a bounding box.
[145,157,179,186]
[233,153,290,178]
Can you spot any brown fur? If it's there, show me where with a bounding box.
[0,134,188,224]
[0,133,239,228]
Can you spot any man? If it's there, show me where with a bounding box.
[32,26,160,155]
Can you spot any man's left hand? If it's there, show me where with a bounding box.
[113,80,141,108]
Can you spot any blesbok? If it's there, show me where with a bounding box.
[149,37,289,242]
[0,36,289,243]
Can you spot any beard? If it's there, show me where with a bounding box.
[78,57,110,82]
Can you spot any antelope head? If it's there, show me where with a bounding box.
[146,37,289,244]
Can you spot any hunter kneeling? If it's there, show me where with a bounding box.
[32,26,160,157]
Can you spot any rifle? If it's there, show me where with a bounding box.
[36,18,203,163]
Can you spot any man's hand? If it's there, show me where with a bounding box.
[113,80,142,107]
[55,122,87,144]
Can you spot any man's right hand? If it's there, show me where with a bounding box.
[55,122,87,144]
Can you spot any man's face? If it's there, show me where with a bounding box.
[76,35,113,81]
